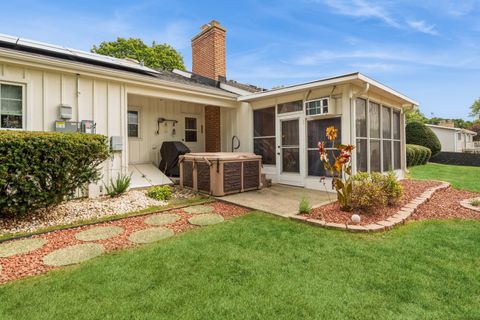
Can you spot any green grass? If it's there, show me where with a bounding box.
[409,163,480,192]
[1,213,479,319]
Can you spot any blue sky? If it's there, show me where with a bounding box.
[1,0,479,119]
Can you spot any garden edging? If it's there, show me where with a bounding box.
[291,182,451,232]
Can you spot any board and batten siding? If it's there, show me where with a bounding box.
[0,62,127,196]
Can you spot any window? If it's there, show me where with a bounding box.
[305,98,329,116]
[277,100,302,114]
[253,107,276,165]
[127,111,139,138]
[356,98,402,172]
[0,83,24,129]
[185,117,197,142]
[307,117,341,176]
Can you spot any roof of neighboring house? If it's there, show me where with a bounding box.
[238,72,419,107]
[0,33,236,95]
[426,124,477,135]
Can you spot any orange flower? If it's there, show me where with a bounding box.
[332,160,341,172]
[318,141,325,154]
[326,126,338,141]
[338,144,355,153]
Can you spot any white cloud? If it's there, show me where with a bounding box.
[323,0,400,27]
[407,20,439,35]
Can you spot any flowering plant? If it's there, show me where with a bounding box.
[318,126,355,211]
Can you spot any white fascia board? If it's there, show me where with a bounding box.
[172,69,193,78]
[238,73,359,101]
[219,82,252,96]
[357,73,418,106]
[0,48,238,101]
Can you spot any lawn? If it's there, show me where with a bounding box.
[409,163,480,192]
[0,213,478,319]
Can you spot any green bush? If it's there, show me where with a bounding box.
[350,173,387,213]
[350,171,403,213]
[105,174,131,197]
[406,144,431,167]
[0,131,109,217]
[299,196,312,214]
[406,121,441,156]
[146,185,172,201]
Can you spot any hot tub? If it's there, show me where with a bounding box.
[179,152,262,196]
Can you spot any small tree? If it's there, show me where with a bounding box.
[470,97,480,119]
[92,38,185,71]
[406,121,441,156]
[318,126,355,211]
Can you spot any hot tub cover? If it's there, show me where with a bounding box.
[181,152,261,161]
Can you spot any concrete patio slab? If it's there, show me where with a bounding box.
[219,184,334,217]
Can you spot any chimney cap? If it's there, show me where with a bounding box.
[194,20,226,39]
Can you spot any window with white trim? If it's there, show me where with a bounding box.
[307,117,341,176]
[253,107,276,165]
[356,98,402,172]
[0,83,24,129]
[127,110,139,138]
[305,98,329,116]
[185,117,197,142]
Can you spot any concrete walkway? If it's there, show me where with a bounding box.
[219,184,334,217]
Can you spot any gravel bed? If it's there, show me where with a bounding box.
[0,190,166,236]
[0,201,249,284]
[304,179,442,226]
[411,188,480,221]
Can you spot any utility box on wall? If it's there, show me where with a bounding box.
[54,120,78,133]
[59,104,72,120]
[110,136,123,151]
[80,120,96,134]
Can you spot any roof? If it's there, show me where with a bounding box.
[0,33,234,95]
[225,80,265,93]
[426,124,477,135]
[237,72,419,106]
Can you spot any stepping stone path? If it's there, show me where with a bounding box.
[144,214,181,226]
[188,214,224,226]
[128,227,174,244]
[43,243,105,267]
[183,205,214,214]
[0,238,47,257]
[75,226,124,241]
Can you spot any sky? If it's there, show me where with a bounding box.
[1,0,479,120]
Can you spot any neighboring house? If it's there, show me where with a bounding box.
[426,121,477,153]
[0,20,418,196]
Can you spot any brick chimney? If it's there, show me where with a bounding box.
[438,119,455,128]
[191,20,226,152]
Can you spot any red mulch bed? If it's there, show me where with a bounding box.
[0,201,248,284]
[304,179,442,226]
[412,188,480,221]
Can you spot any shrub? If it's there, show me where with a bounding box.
[299,196,312,214]
[147,185,172,201]
[350,173,387,213]
[406,121,441,156]
[104,174,131,197]
[0,131,109,217]
[382,171,404,205]
[406,144,431,167]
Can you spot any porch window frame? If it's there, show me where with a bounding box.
[355,97,402,173]
[305,97,330,116]
[184,116,198,142]
[253,106,277,165]
[0,81,26,130]
[127,108,141,139]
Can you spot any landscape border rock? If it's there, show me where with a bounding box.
[460,198,480,212]
[291,182,451,232]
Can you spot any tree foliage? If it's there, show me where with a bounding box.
[470,97,480,119]
[91,38,185,71]
[405,109,428,124]
[469,120,480,141]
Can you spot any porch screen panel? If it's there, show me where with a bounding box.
[356,98,368,172]
[253,107,276,165]
[307,117,341,176]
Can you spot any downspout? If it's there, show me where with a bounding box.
[349,82,370,173]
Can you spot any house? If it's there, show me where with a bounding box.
[0,20,418,196]
[426,121,477,153]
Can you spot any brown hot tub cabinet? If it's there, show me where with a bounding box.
[179,153,262,196]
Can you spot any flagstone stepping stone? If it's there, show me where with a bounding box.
[75,226,124,241]
[144,213,181,226]
[183,205,214,214]
[188,214,224,226]
[0,238,47,257]
[128,227,174,244]
[42,243,105,267]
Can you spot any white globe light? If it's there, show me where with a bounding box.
[351,214,361,224]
